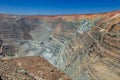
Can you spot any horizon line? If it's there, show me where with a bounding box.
[0,9,120,16]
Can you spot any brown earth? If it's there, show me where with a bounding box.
[0,56,71,80]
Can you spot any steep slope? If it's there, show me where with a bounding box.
[0,11,120,80]
[0,56,71,80]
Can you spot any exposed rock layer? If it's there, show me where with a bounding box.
[0,11,120,80]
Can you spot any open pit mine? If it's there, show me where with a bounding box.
[0,11,120,80]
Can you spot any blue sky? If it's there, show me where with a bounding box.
[0,0,120,15]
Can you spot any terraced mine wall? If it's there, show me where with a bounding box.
[0,11,120,80]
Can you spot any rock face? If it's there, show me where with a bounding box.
[0,56,71,80]
[0,11,120,80]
